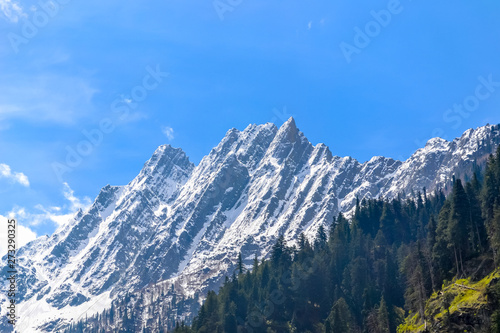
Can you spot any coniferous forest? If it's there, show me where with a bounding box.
[66,146,500,333]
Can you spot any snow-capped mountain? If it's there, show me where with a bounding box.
[1,119,499,332]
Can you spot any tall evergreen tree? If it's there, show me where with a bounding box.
[237,252,245,275]
[314,225,327,250]
[447,179,470,276]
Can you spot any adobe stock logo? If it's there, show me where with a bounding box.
[414,74,499,148]
[213,0,243,21]
[7,0,72,54]
[339,0,406,64]
[51,65,169,183]
[443,75,500,129]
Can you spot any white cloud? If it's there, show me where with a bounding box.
[0,215,38,257]
[0,0,24,23]
[307,19,326,30]
[8,182,91,228]
[0,163,29,186]
[62,182,92,212]
[162,126,175,140]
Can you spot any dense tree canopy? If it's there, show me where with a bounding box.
[66,146,500,333]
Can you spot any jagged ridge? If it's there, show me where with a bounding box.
[1,119,499,332]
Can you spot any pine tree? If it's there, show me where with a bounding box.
[433,200,453,284]
[380,202,396,244]
[447,179,470,276]
[465,181,487,254]
[483,154,499,261]
[326,298,353,333]
[377,297,390,333]
[314,225,327,250]
[271,235,286,267]
[491,205,500,265]
[403,242,429,325]
[237,252,245,275]
[223,302,238,333]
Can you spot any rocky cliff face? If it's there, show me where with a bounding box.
[1,119,499,332]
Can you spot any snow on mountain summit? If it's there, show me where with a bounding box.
[1,120,499,332]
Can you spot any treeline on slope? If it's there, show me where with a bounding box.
[63,283,199,333]
[66,146,500,333]
[174,146,500,333]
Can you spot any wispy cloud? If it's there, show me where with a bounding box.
[0,0,24,23]
[0,163,29,186]
[0,74,98,125]
[307,18,327,30]
[8,182,91,227]
[162,125,175,140]
[62,181,92,212]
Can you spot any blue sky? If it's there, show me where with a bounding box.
[0,0,499,245]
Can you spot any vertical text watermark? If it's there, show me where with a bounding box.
[5,218,17,326]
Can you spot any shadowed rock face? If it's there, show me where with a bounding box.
[1,120,499,332]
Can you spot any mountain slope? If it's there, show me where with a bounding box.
[1,119,499,332]
[399,270,500,333]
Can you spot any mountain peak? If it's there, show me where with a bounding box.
[274,116,300,144]
[6,121,500,333]
[147,145,190,166]
[134,144,194,195]
[280,116,297,131]
[424,137,449,149]
[152,144,183,157]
